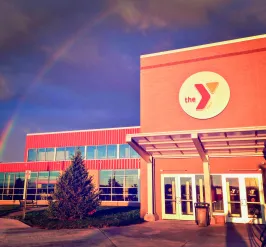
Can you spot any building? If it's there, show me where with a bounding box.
[0,127,141,207]
[1,34,266,224]
[126,34,266,224]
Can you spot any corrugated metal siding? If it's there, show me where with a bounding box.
[25,127,140,150]
[0,159,140,172]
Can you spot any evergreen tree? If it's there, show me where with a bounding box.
[48,150,101,220]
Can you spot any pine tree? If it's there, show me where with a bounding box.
[48,150,101,220]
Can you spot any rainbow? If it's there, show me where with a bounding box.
[0,8,115,160]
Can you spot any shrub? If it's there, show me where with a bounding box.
[48,150,101,220]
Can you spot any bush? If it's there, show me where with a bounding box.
[48,150,101,220]
[14,207,144,229]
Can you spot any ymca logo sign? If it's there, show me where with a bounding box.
[179,71,230,119]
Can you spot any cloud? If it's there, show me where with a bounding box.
[108,0,229,31]
[0,0,30,47]
[106,0,266,32]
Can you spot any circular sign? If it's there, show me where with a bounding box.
[179,71,230,119]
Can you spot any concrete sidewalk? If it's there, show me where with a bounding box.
[0,218,114,247]
[0,218,263,247]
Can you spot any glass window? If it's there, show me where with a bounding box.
[86,146,97,159]
[37,172,48,199]
[130,147,139,158]
[46,148,55,161]
[195,175,205,203]
[48,171,60,195]
[0,173,4,188]
[27,149,37,161]
[125,175,138,188]
[99,169,139,202]
[27,172,38,200]
[14,173,24,195]
[27,172,38,189]
[0,173,4,194]
[100,170,112,187]
[0,171,62,201]
[3,173,15,198]
[112,176,124,187]
[38,172,49,185]
[119,144,130,158]
[97,145,107,159]
[76,146,85,158]
[4,173,15,188]
[37,148,46,161]
[125,170,138,176]
[65,146,75,160]
[211,175,224,213]
[49,171,60,184]
[107,145,117,159]
[55,147,65,160]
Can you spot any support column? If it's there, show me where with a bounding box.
[144,159,159,221]
[203,161,212,216]
[192,133,214,224]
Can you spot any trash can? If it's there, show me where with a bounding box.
[194,202,210,227]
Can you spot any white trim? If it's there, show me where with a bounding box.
[117,144,120,159]
[84,145,87,160]
[141,34,266,58]
[137,169,140,203]
[146,147,196,152]
[27,126,140,136]
[147,162,153,214]
[53,147,56,161]
[202,136,266,143]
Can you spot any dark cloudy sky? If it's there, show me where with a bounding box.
[0,0,266,162]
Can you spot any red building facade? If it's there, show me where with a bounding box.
[127,34,266,225]
[0,126,141,206]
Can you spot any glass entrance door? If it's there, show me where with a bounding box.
[162,174,196,220]
[222,174,264,224]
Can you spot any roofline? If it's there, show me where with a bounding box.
[140,34,266,58]
[27,126,140,136]
[126,125,266,139]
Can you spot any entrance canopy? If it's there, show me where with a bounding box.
[126,126,266,162]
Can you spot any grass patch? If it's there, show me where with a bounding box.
[0,205,21,217]
[13,206,144,229]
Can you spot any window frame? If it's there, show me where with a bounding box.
[99,169,139,202]
[27,149,37,162]
[119,144,130,159]
[55,147,66,161]
[107,145,117,159]
[97,145,107,159]
[37,148,46,161]
[45,147,55,161]
[86,145,97,159]
[65,146,76,160]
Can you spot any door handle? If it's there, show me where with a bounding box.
[241,199,247,206]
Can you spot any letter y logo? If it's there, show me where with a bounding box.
[194,82,219,110]
[179,72,230,119]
